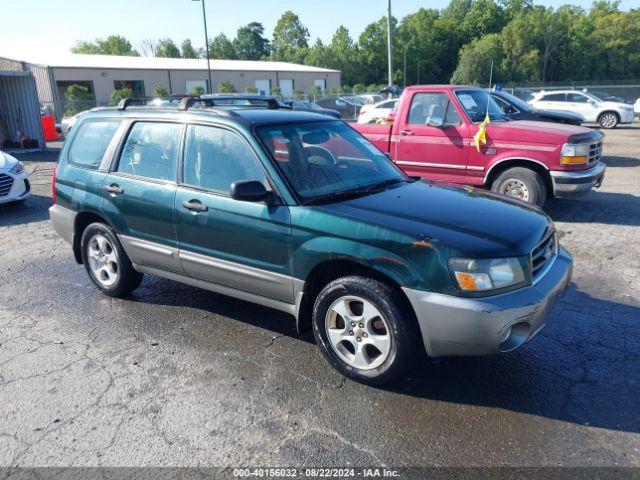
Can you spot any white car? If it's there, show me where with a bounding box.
[357,99,398,124]
[635,98,640,117]
[0,151,31,205]
[60,110,90,135]
[528,90,635,128]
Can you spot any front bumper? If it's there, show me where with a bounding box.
[403,246,573,357]
[621,110,635,124]
[551,162,606,195]
[0,171,31,204]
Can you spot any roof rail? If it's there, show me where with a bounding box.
[116,95,190,110]
[116,95,292,113]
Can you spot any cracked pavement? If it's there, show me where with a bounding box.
[1,125,639,467]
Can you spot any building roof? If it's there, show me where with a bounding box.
[0,53,339,73]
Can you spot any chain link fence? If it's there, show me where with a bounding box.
[499,80,640,104]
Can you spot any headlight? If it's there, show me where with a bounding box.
[9,162,25,175]
[560,143,589,164]
[449,257,527,293]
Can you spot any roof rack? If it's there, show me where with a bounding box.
[116,94,292,113]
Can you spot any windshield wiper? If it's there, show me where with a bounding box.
[304,179,406,205]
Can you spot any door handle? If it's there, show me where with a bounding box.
[105,184,123,195]
[399,130,414,136]
[181,199,208,212]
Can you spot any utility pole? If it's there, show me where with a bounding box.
[193,0,212,93]
[387,0,393,88]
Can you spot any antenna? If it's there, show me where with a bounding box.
[486,60,494,116]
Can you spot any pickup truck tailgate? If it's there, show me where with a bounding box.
[354,124,392,154]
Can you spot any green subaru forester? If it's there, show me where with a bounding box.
[50,98,573,385]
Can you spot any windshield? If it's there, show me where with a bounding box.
[256,121,408,204]
[497,92,535,113]
[455,89,507,123]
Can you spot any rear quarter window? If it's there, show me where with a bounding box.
[68,120,120,168]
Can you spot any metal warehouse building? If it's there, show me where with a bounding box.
[0,57,47,148]
[0,53,341,122]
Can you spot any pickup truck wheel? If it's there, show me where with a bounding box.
[312,276,418,385]
[491,167,547,206]
[81,223,143,297]
[598,111,619,129]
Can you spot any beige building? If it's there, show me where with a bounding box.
[0,53,341,120]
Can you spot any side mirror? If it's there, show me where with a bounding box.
[426,115,444,127]
[230,180,271,203]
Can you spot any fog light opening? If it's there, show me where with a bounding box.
[499,322,531,352]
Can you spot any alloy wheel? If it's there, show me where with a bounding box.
[325,295,392,370]
[600,113,617,128]
[87,234,119,287]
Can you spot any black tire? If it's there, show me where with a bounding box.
[312,275,420,386]
[598,111,619,129]
[80,222,143,297]
[491,167,547,206]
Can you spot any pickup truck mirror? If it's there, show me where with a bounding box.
[426,115,444,127]
[230,180,271,203]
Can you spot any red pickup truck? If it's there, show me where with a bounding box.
[353,85,606,206]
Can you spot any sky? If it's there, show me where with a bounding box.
[1,0,639,59]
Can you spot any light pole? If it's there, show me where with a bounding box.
[193,0,212,93]
[387,0,393,88]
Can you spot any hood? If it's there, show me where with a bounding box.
[540,109,585,121]
[0,151,19,171]
[314,180,551,258]
[486,120,589,143]
[599,100,633,109]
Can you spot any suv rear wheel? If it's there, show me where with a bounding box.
[312,275,418,385]
[491,167,547,206]
[81,222,143,297]
[598,111,619,129]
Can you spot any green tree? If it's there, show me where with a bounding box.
[64,84,93,116]
[451,33,504,84]
[155,38,181,58]
[305,39,333,69]
[359,16,399,85]
[218,81,237,93]
[208,34,237,59]
[110,88,133,106]
[462,0,506,40]
[399,9,463,85]
[271,11,310,63]
[352,83,366,93]
[327,26,361,86]
[442,0,473,24]
[181,39,200,59]
[234,22,270,60]
[500,10,541,82]
[153,84,170,96]
[72,35,139,56]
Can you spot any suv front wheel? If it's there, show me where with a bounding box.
[81,222,143,297]
[312,275,419,385]
[598,111,619,129]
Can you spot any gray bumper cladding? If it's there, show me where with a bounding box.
[403,247,573,357]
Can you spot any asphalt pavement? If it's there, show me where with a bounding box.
[0,125,639,468]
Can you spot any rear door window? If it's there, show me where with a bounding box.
[541,93,566,102]
[117,122,182,182]
[69,120,120,168]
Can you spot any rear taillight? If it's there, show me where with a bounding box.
[51,164,58,204]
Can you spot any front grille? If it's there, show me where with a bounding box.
[0,173,14,197]
[531,228,557,280]
[588,141,603,164]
